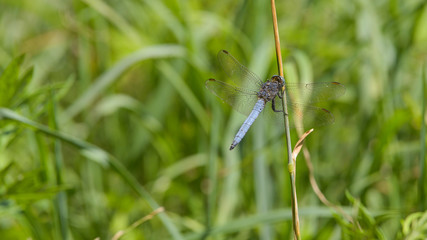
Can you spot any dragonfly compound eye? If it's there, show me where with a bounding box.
[271,75,285,84]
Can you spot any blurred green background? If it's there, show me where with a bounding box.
[0,0,426,239]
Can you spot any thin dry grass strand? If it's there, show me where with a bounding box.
[302,148,354,223]
[112,207,165,240]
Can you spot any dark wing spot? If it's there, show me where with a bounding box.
[205,79,216,88]
[321,108,331,113]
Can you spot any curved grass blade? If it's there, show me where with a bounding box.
[63,44,186,121]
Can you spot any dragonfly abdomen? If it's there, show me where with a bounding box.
[229,99,265,150]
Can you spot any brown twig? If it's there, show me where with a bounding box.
[270,0,300,238]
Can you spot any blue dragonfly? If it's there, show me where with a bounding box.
[206,50,345,150]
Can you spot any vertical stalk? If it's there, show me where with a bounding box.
[419,62,426,210]
[270,0,300,238]
[49,89,69,240]
[206,103,220,235]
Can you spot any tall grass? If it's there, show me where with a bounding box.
[0,0,426,239]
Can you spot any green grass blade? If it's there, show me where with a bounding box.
[48,89,70,240]
[0,108,184,240]
[419,62,426,210]
[184,207,345,239]
[0,55,24,107]
[206,102,221,232]
[158,61,209,132]
[62,44,186,121]
[81,0,142,44]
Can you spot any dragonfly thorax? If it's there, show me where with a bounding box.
[257,76,284,102]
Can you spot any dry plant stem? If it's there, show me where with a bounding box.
[270,0,300,238]
[302,147,353,223]
[270,0,283,76]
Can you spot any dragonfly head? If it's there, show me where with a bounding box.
[271,75,285,86]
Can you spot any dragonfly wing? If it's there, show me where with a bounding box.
[217,50,263,90]
[265,96,335,128]
[205,78,259,116]
[288,103,335,128]
[285,82,346,104]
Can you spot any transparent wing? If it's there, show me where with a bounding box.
[217,50,263,90]
[205,78,259,116]
[285,82,346,104]
[264,96,335,128]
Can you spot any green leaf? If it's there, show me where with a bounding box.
[10,66,33,107]
[0,55,25,107]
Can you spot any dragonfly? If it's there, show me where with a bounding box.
[206,50,346,150]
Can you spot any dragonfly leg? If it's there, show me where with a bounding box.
[271,98,283,113]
